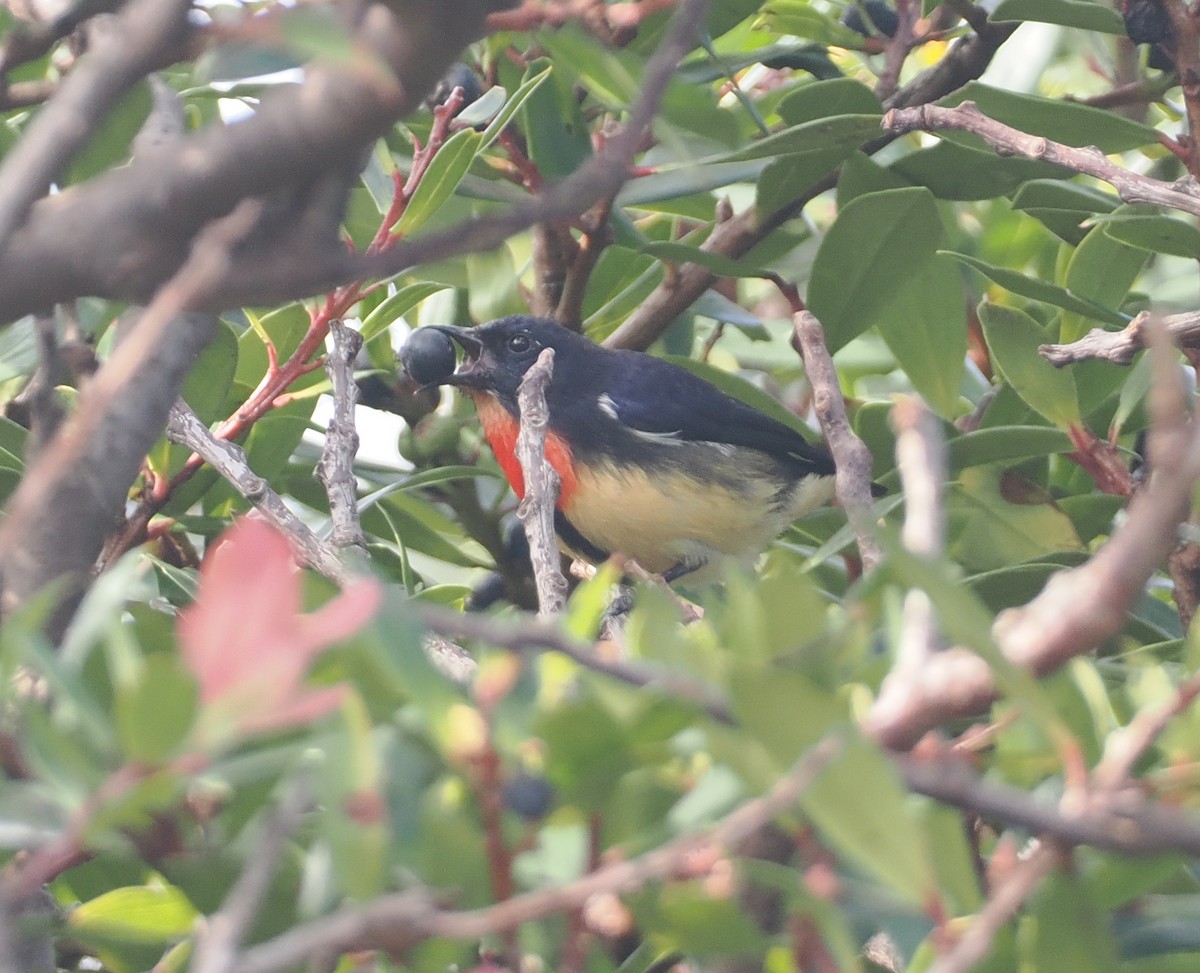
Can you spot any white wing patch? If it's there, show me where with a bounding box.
[597,393,683,444]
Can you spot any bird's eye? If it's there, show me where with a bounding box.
[507,333,533,353]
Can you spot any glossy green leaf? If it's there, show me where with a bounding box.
[947,466,1083,571]
[776,77,882,126]
[116,655,198,764]
[945,252,1126,326]
[760,2,865,47]
[991,0,1126,33]
[394,129,482,237]
[979,302,1081,428]
[1095,214,1200,259]
[875,254,967,418]
[723,113,881,163]
[360,282,450,343]
[944,83,1158,152]
[478,63,552,151]
[808,187,942,351]
[946,425,1073,474]
[178,317,239,425]
[69,884,197,943]
[640,241,768,278]
[891,137,1068,201]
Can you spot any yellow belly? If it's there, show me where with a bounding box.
[561,454,833,574]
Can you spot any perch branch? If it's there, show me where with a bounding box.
[515,348,567,615]
[315,321,366,555]
[792,310,883,571]
[166,404,351,586]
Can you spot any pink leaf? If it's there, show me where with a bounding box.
[178,518,381,749]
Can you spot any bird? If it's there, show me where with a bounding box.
[400,315,843,583]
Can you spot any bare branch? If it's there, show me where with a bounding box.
[0,200,263,633]
[791,310,882,571]
[883,101,1200,217]
[1040,309,1200,367]
[515,348,567,616]
[166,404,352,587]
[316,321,367,555]
[0,0,189,258]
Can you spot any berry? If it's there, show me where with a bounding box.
[504,772,555,820]
[399,328,457,387]
[1122,0,1173,46]
[842,1,899,39]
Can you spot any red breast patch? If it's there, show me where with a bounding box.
[469,392,578,507]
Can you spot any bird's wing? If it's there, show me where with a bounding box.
[600,353,836,475]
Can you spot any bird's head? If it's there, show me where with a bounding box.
[430,316,593,408]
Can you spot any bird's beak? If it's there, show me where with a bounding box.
[429,326,485,387]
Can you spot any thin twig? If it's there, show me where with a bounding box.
[235,734,843,973]
[515,348,567,615]
[883,101,1200,217]
[1040,309,1200,367]
[315,320,366,555]
[792,310,883,570]
[192,778,312,973]
[166,403,352,586]
[924,842,1058,973]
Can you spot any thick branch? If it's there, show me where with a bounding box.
[0,200,265,632]
[0,0,190,259]
[0,0,512,324]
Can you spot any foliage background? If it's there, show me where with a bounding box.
[2,1,1200,971]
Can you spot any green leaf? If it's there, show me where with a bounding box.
[360,282,450,344]
[640,241,768,278]
[945,251,1126,326]
[116,655,198,764]
[1094,214,1200,259]
[1064,210,1152,311]
[722,113,881,163]
[946,425,1073,474]
[891,137,1067,201]
[947,466,1083,571]
[1024,871,1119,973]
[69,884,197,944]
[519,57,592,181]
[991,0,1126,34]
[178,317,238,425]
[978,302,1081,428]
[808,187,942,351]
[394,129,482,237]
[945,82,1158,152]
[319,695,389,899]
[632,883,766,957]
[802,737,933,907]
[875,254,967,418]
[760,1,866,47]
[776,77,882,126]
[479,63,552,151]
[66,81,151,185]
